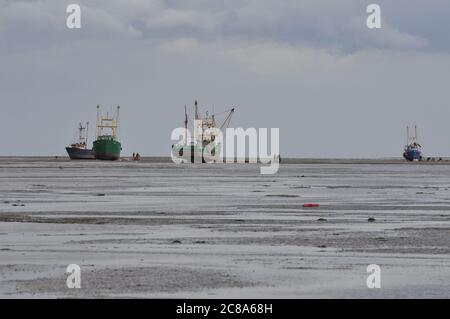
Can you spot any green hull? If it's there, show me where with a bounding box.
[93,137,121,161]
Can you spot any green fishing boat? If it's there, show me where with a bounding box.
[93,105,122,161]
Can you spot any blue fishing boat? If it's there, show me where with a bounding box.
[403,125,423,161]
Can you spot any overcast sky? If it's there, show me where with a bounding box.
[1,0,449,157]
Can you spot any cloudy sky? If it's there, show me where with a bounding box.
[1,0,449,157]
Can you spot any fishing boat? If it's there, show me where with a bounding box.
[172,100,235,163]
[65,122,95,160]
[93,105,122,161]
[403,125,423,161]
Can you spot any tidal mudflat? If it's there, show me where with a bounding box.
[0,157,449,298]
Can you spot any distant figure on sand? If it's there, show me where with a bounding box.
[133,153,141,161]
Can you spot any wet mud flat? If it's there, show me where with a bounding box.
[0,157,450,298]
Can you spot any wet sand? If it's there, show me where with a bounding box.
[0,157,450,298]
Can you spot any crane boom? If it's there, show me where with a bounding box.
[220,108,235,130]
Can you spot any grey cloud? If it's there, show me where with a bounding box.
[1,0,447,55]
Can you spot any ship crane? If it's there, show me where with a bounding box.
[219,108,235,130]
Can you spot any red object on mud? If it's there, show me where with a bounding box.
[303,203,320,208]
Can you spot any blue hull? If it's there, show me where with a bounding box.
[403,149,422,161]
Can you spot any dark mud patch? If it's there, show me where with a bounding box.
[0,213,321,227]
[265,195,300,198]
[13,266,253,298]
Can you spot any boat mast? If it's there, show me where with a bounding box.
[78,122,83,144]
[86,122,89,146]
[114,106,120,140]
[194,100,203,144]
[194,100,199,120]
[184,105,188,145]
[415,125,418,143]
[96,105,101,139]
